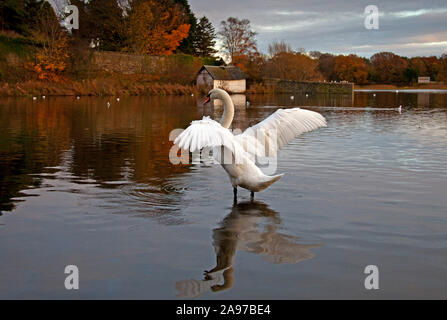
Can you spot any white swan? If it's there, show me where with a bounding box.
[174,89,327,199]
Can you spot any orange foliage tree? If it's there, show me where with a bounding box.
[409,56,439,81]
[28,37,69,82]
[437,54,447,82]
[232,51,265,82]
[25,1,69,82]
[370,52,408,83]
[128,0,190,55]
[265,51,322,81]
[409,57,428,77]
[334,54,368,84]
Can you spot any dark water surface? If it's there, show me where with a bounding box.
[0,91,446,299]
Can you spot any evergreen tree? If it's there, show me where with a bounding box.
[194,16,217,57]
[83,0,126,51]
[0,0,46,35]
[25,0,50,32]
[0,0,24,33]
[69,0,89,40]
[174,0,197,55]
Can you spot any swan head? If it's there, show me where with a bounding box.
[203,88,234,129]
[203,88,231,105]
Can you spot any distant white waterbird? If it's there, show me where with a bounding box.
[290,95,294,100]
[398,105,402,113]
[33,96,37,100]
[246,101,250,107]
[373,93,376,97]
[175,89,327,200]
[76,96,80,100]
[116,97,120,102]
[305,94,309,98]
[107,101,111,108]
[42,95,45,99]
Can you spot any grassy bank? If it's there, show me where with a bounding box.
[0,34,211,97]
[3,78,446,98]
[0,77,199,97]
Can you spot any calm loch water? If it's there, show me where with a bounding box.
[0,91,446,299]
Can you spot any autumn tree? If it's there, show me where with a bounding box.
[218,17,257,63]
[424,56,440,80]
[193,16,217,57]
[268,40,292,57]
[264,41,291,78]
[370,52,408,83]
[409,57,428,78]
[26,1,69,81]
[334,54,368,84]
[437,54,447,82]
[316,53,337,81]
[231,50,264,81]
[128,0,190,55]
[264,44,322,82]
[408,56,439,82]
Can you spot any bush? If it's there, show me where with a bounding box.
[0,34,36,81]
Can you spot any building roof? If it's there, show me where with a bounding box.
[199,65,246,80]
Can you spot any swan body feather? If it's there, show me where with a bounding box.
[174,89,326,194]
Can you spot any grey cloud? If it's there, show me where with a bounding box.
[189,0,447,57]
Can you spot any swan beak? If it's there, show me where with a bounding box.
[203,97,211,105]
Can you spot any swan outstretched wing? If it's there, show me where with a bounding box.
[174,116,235,152]
[235,108,326,157]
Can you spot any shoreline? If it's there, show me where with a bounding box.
[355,83,447,90]
[0,79,200,97]
[1,81,447,97]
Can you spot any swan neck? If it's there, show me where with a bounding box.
[219,93,234,129]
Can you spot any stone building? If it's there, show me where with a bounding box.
[196,65,246,93]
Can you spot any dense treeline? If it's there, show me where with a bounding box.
[0,0,219,57]
[0,0,222,86]
[0,1,446,90]
[235,39,447,85]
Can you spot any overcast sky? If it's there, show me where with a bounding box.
[189,0,447,57]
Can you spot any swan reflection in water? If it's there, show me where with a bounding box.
[176,201,321,298]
